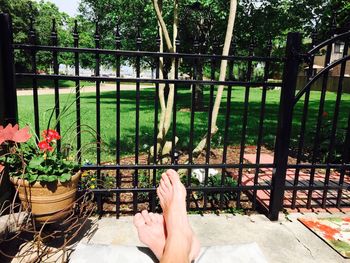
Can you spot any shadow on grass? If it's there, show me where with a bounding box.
[89,87,350,162]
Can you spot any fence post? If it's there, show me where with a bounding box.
[268,32,302,221]
[0,13,17,206]
[0,13,17,126]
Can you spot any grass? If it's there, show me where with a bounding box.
[17,85,350,163]
[16,78,94,89]
[16,77,154,89]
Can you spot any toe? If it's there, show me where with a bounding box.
[141,210,152,225]
[133,213,145,227]
[166,169,181,185]
[161,173,172,190]
[157,186,168,207]
[160,179,170,195]
[148,212,157,223]
[157,187,165,207]
[158,185,167,199]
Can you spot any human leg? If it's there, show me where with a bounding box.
[157,169,200,263]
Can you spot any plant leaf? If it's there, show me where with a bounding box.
[47,175,57,182]
[27,174,38,183]
[58,173,71,182]
[37,175,49,181]
[29,156,45,168]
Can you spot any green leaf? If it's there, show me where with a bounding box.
[47,175,58,182]
[37,175,49,181]
[29,156,45,168]
[58,173,71,182]
[27,174,38,183]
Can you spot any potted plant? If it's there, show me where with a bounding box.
[0,124,80,224]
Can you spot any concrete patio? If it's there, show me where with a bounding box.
[73,212,349,263]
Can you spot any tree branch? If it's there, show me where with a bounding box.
[152,0,174,52]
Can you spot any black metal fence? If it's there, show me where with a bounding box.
[1,13,350,221]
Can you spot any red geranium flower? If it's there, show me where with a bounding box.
[42,129,60,142]
[38,140,54,152]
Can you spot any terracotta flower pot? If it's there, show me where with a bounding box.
[10,171,81,224]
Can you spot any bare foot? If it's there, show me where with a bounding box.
[133,210,166,259]
[157,169,200,261]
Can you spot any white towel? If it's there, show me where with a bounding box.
[70,243,268,263]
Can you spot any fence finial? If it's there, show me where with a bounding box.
[94,22,100,41]
[156,27,161,48]
[51,18,57,33]
[194,35,199,53]
[136,26,142,50]
[249,36,256,55]
[267,36,273,55]
[331,13,337,35]
[29,20,36,41]
[51,18,58,45]
[212,36,219,54]
[73,19,79,38]
[175,36,180,51]
[230,38,237,55]
[115,23,121,50]
[28,2,36,39]
[311,27,318,47]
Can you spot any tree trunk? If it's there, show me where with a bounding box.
[192,0,237,156]
[150,0,179,162]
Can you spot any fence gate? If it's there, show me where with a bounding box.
[269,30,350,219]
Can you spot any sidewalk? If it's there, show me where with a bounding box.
[78,212,348,263]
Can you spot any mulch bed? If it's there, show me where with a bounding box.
[90,146,274,216]
[86,145,347,216]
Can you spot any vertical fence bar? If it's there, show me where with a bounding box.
[133,28,142,213]
[0,14,17,125]
[203,57,215,211]
[94,22,102,216]
[291,31,317,209]
[51,19,61,151]
[171,38,180,164]
[336,111,350,207]
[336,35,350,208]
[220,60,234,210]
[73,20,81,164]
[252,38,272,210]
[115,24,121,218]
[151,32,161,213]
[306,42,332,209]
[29,16,40,138]
[268,32,301,221]
[187,38,199,210]
[322,40,349,208]
[236,39,255,208]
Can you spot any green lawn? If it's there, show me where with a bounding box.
[17,86,350,163]
[16,77,152,89]
[16,78,94,89]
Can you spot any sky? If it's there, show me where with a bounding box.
[40,0,80,16]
